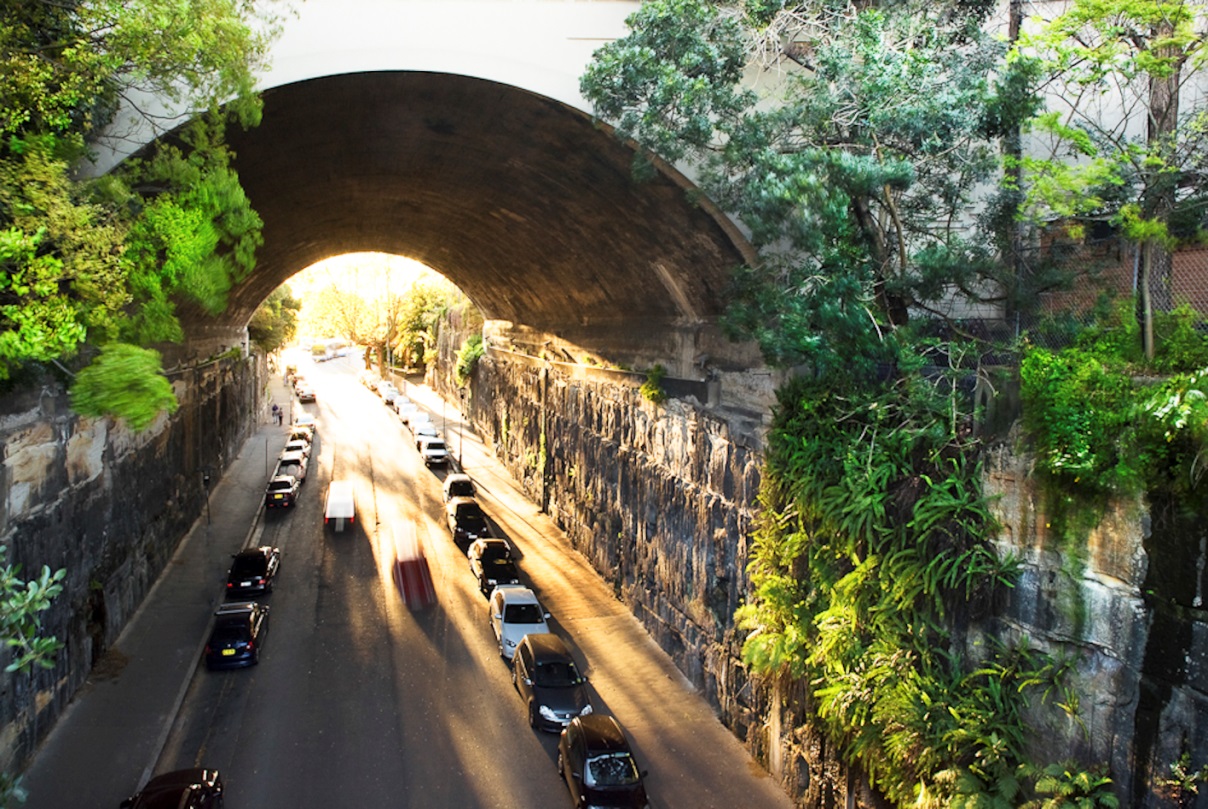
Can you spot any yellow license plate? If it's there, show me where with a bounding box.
[221,648,236,656]
[274,494,283,499]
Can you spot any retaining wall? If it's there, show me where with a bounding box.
[0,354,264,774]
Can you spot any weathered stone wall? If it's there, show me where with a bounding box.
[435,317,1207,808]
[0,354,264,774]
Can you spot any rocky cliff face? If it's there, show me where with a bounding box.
[0,355,263,774]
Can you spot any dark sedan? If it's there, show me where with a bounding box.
[204,602,269,670]
[225,546,281,597]
[120,768,223,809]
[513,633,592,732]
[265,474,300,508]
[558,715,650,808]
[467,538,520,596]
[446,497,490,543]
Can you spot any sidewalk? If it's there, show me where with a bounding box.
[19,374,296,809]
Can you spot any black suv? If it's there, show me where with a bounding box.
[557,715,650,808]
[446,497,490,543]
[468,538,520,596]
[225,546,281,597]
[204,602,269,670]
[512,633,592,732]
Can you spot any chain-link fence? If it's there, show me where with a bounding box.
[1013,238,1208,350]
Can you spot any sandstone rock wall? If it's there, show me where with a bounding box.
[0,355,263,774]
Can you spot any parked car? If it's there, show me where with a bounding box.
[488,585,550,661]
[419,437,449,467]
[120,768,224,809]
[282,439,311,458]
[265,474,300,508]
[277,449,308,483]
[225,546,281,597]
[293,412,317,434]
[443,473,476,502]
[409,412,433,433]
[558,715,650,809]
[413,423,440,449]
[468,538,520,596]
[359,371,379,388]
[204,602,269,669]
[378,383,400,405]
[395,401,419,425]
[513,633,592,731]
[289,425,315,443]
[446,497,490,543]
[296,384,316,403]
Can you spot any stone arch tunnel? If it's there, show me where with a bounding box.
[179,71,758,378]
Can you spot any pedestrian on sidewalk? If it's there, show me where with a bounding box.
[271,403,282,425]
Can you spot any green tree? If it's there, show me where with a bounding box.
[0,0,280,414]
[247,285,301,355]
[1012,0,1208,358]
[581,0,1042,374]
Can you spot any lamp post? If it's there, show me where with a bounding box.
[458,388,466,469]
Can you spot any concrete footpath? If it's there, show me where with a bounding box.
[19,373,296,809]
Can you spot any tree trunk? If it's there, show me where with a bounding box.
[1140,23,1183,358]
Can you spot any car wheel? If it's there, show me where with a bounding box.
[528,701,538,728]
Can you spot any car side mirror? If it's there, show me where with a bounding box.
[544,611,551,619]
[523,677,533,686]
[492,613,502,621]
[640,769,649,778]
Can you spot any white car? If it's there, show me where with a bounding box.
[442,473,476,502]
[419,437,449,467]
[413,423,440,449]
[395,401,419,425]
[488,585,550,661]
[293,412,317,434]
[379,384,400,405]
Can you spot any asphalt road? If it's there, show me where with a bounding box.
[22,354,794,809]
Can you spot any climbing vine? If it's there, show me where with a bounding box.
[738,364,1116,807]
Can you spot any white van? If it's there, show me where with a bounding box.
[324,480,355,532]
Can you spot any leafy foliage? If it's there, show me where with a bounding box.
[455,333,485,386]
[1022,299,1208,496]
[247,286,301,355]
[0,544,66,807]
[0,0,277,419]
[640,363,668,404]
[582,0,1043,372]
[739,368,1101,806]
[70,344,178,431]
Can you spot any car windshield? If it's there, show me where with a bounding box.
[231,555,267,576]
[424,441,446,451]
[532,660,581,687]
[268,479,294,491]
[448,480,474,498]
[479,544,511,562]
[584,753,641,787]
[504,603,545,624]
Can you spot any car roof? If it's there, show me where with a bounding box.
[269,474,296,484]
[495,585,539,605]
[233,546,272,559]
[521,632,572,662]
[575,715,632,754]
